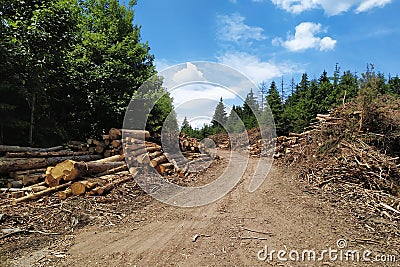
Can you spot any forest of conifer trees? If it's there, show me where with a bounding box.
[182,64,400,138]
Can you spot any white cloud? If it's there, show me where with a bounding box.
[171,84,236,106]
[270,0,392,15]
[217,51,301,84]
[275,22,336,52]
[172,85,236,128]
[217,13,267,44]
[271,0,317,14]
[320,36,337,51]
[355,0,392,13]
[172,62,206,84]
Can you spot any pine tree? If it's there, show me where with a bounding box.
[242,89,260,129]
[389,75,400,95]
[265,81,283,135]
[211,97,228,131]
[226,105,245,133]
[181,117,193,135]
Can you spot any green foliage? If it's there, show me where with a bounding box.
[129,75,176,134]
[241,89,260,129]
[0,0,80,145]
[0,0,158,145]
[389,75,400,95]
[211,97,228,132]
[68,0,156,137]
[226,105,246,133]
[264,81,283,135]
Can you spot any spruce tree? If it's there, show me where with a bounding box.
[265,81,283,135]
[211,97,228,130]
[181,117,193,135]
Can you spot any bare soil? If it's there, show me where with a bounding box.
[2,150,399,266]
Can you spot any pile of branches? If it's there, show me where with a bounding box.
[274,111,400,195]
[272,102,400,236]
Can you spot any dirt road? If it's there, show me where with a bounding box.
[58,151,394,267]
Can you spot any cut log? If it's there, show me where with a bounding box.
[22,173,43,186]
[0,154,102,174]
[136,149,163,164]
[58,188,72,200]
[148,151,163,159]
[111,140,121,148]
[45,161,124,187]
[103,150,112,158]
[137,153,150,164]
[92,140,104,146]
[9,168,46,179]
[96,154,124,163]
[123,129,150,140]
[109,128,122,140]
[28,185,47,193]
[156,163,174,174]
[150,155,167,167]
[71,180,99,196]
[125,146,162,158]
[95,145,105,154]
[94,164,128,177]
[13,182,72,204]
[0,145,41,153]
[37,146,65,152]
[88,171,134,196]
[5,151,88,158]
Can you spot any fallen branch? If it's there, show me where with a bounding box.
[380,203,400,215]
[241,227,274,236]
[13,182,72,204]
[1,228,60,239]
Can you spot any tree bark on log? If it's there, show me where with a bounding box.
[125,146,162,158]
[9,168,47,179]
[150,155,167,167]
[37,146,65,152]
[58,188,72,200]
[137,153,150,164]
[45,161,124,187]
[22,173,43,186]
[0,154,102,174]
[96,154,124,163]
[71,180,99,196]
[5,151,88,158]
[0,145,41,153]
[156,163,174,174]
[94,164,128,177]
[13,182,72,204]
[88,171,133,196]
[109,128,122,140]
[123,129,150,140]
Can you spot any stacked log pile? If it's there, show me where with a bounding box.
[179,133,204,153]
[1,129,216,203]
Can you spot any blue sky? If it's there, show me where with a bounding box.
[133,0,399,127]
